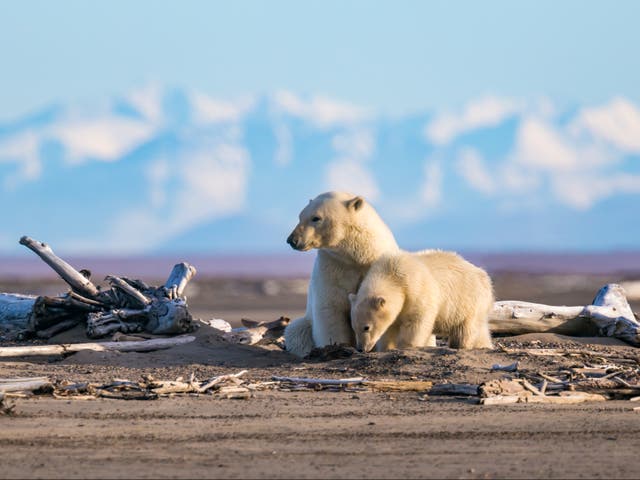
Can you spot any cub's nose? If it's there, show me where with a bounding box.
[286,233,298,249]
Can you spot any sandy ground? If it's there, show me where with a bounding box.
[1,273,640,479]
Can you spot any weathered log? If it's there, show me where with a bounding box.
[272,376,365,385]
[364,380,433,392]
[0,335,196,357]
[585,284,640,345]
[0,377,52,393]
[105,276,151,307]
[489,302,593,335]
[428,383,480,396]
[480,391,607,405]
[19,236,100,298]
[164,263,197,298]
[145,298,193,335]
[1,237,197,339]
[86,311,145,338]
[489,284,640,345]
[35,318,80,339]
[198,370,248,392]
[222,317,290,345]
[0,293,37,330]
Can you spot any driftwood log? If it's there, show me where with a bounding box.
[0,237,197,340]
[489,283,640,345]
[0,335,196,357]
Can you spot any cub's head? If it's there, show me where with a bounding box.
[286,192,365,251]
[348,292,394,353]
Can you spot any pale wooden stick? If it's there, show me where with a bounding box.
[0,378,51,393]
[272,376,364,385]
[19,236,99,298]
[429,383,480,396]
[0,335,196,357]
[164,263,197,298]
[105,276,151,306]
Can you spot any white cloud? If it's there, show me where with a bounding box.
[272,90,370,128]
[190,92,255,124]
[325,158,379,200]
[104,143,251,253]
[570,97,640,153]
[146,158,170,208]
[51,116,156,163]
[455,147,495,194]
[552,172,640,210]
[502,110,632,209]
[127,84,164,123]
[425,96,522,145]
[0,131,41,188]
[332,129,375,158]
[512,118,578,171]
[273,121,293,166]
[325,127,379,199]
[500,163,540,192]
[421,160,442,209]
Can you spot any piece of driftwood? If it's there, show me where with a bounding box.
[0,293,38,330]
[428,383,480,396]
[19,236,100,298]
[272,375,365,385]
[480,391,607,405]
[491,361,519,372]
[489,283,640,346]
[0,236,197,340]
[0,335,196,357]
[0,377,52,393]
[364,380,433,392]
[222,317,290,345]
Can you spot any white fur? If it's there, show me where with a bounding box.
[350,250,494,352]
[284,192,399,357]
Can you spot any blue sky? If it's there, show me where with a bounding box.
[2,1,640,120]
[1,1,640,255]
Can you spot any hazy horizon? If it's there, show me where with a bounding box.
[3,250,640,280]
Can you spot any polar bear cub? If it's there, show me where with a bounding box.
[348,250,494,352]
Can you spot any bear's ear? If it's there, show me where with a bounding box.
[372,296,386,310]
[348,293,356,304]
[346,196,364,211]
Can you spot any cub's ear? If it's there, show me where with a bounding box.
[346,196,364,211]
[348,293,357,304]
[372,296,386,310]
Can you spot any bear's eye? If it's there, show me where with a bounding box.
[311,216,322,223]
[363,325,370,332]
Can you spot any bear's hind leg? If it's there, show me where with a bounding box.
[447,319,474,349]
[284,316,315,357]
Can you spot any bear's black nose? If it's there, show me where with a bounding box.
[286,234,297,248]
[356,347,364,353]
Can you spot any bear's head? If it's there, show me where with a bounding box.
[348,292,394,353]
[286,191,365,252]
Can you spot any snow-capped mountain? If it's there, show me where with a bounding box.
[1,85,639,255]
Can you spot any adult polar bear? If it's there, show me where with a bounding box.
[284,191,400,357]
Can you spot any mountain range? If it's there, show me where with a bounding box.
[1,85,639,255]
